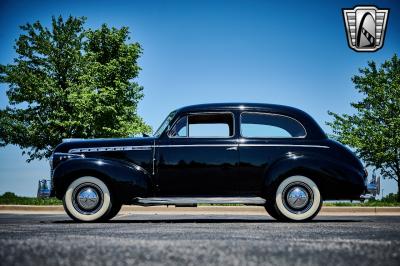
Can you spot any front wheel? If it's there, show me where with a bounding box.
[266,175,322,222]
[104,199,123,220]
[63,176,113,222]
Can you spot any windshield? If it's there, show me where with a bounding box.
[153,111,177,137]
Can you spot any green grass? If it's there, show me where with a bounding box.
[323,193,400,207]
[0,192,399,206]
[203,194,400,207]
[323,201,400,207]
[0,192,62,205]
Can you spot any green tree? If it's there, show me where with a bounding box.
[327,54,400,201]
[0,16,151,161]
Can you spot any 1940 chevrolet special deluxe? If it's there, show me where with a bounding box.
[38,103,378,222]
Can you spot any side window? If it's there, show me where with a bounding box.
[241,112,306,138]
[169,116,188,137]
[170,113,234,138]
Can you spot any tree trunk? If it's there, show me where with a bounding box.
[398,178,400,202]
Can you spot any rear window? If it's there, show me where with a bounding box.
[240,112,306,138]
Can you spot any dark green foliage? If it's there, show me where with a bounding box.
[380,193,398,203]
[0,16,151,161]
[0,192,62,205]
[327,54,400,201]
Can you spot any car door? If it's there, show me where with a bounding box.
[155,112,239,196]
[238,112,307,194]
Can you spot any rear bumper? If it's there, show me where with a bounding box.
[360,176,380,200]
[37,179,52,198]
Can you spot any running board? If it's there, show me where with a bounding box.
[133,197,266,207]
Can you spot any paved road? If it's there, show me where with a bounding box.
[0,213,399,266]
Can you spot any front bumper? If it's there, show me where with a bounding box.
[37,179,52,198]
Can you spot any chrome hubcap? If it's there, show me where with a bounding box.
[76,187,99,210]
[286,186,309,209]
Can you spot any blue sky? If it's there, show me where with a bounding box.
[0,0,399,197]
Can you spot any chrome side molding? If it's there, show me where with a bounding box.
[133,196,267,206]
[62,138,85,142]
[69,144,330,153]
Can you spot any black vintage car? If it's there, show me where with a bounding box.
[39,103,378,222]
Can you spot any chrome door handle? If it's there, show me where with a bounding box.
[226,146,238,151]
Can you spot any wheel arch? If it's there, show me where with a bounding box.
[262,156,344,200]
[53,158,152,203]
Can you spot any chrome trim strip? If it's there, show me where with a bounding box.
[239,144,329,148]
[152,140,156,175]
[157,144,238,148]
[69,143,328,153]
[69,146,152,153]
[134,196,267,206]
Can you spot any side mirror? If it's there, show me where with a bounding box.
[142,133,150,137]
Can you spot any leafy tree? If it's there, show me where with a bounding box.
[0,16,151,161]
[327,54,400,201]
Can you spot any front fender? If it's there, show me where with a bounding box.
[52,157,153,202]
[263,155,366,200]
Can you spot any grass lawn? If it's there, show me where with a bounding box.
[323,201,400,207]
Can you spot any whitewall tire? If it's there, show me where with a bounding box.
[63,176,112,222]
[272,175,322,221]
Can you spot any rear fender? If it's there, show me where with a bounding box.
[263,155,365,200]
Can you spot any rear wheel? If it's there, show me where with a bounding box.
[266,175,322,222]
[63,176,113,222]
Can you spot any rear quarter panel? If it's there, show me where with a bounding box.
[257,140,366,200]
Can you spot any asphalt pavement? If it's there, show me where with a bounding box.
[0,213,399,266]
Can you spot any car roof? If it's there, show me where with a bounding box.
[176,102,304,113]
[174,103,327,139]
